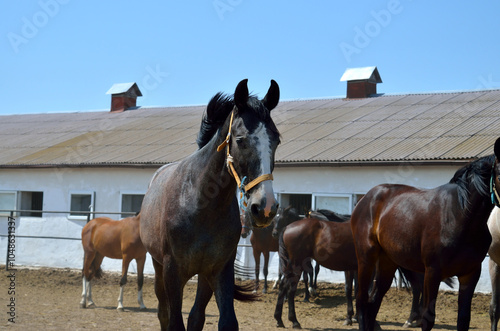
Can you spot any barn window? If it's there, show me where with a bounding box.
[19,191,43,217]
[121,193,144,218]
[69,192,95,218]
[277,193,312,217]
[312,193,352,215]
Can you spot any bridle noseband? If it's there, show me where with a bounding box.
[490,160,500,208]
[216,110,274,210]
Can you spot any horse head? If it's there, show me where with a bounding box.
[272,205,301,238]
[218,79,281,228]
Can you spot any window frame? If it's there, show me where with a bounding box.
[120,191,145,218]
[311,193,353,215]
[68,191,95,220]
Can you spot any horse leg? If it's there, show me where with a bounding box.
[369,256,398,330]
[343,270,355,326]
[356,252,378,330]
[187,275,214,331]
[263,250,270,294]
[302,258,313,302]
[80,275,90,308]
[302,269,310,302]
[80,250,99,308]
[274,272,288,327]
[403,270,423,328]
[117,256,131,311]
[420,268,442,331]
[456,268,482,331]
[152,257,185,330]
[253,250,261,293]
[286,269,303,329]
[273,269,282,290]
[312,262,320,296]
[136,256,147,310]
[213,259,238,331]
[490,259,500,331]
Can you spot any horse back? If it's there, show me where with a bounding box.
[82,217,126,259]
[282,217,356,271]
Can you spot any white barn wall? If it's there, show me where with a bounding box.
[0,164,494,292]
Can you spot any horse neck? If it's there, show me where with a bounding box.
[460,182,494,227]
[192,131,237,208]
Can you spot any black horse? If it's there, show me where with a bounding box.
[140,79,280,330]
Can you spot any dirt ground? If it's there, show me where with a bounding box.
[0,266,493,330]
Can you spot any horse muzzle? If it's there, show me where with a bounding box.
[248,187,278,228]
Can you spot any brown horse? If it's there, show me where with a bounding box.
[244,206,299,294]
[80,215,147,311]
[274,208,357,328]
[140,79,280,330]
[351,138,500,331]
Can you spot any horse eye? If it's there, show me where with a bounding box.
[235,136,246,147]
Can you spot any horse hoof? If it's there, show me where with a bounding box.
[343,319,352,326]
[262,289,267,294]
[292,322,302,329]
[302,298,310,302]
[80,303,86,309]
[139,306,147,311]
[117,307,124,312]
[276,320,285,328]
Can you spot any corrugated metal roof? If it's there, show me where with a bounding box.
[1,89,500,167]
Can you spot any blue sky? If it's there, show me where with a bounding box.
[3,1,500,115]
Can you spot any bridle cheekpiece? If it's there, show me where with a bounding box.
[216,110,274,210]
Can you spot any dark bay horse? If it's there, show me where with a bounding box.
[140,79,280,330]
[274,207,357,328]
[244,206,299,294]
[80,215,147,311]
[488,207,500,330]
[351,138,500,331]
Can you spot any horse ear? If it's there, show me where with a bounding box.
[262,79,280,111]
[495,137,500,159]
[234,79,249,110]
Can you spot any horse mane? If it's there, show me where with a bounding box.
[196,92,280,149]
[196,93,234,148]
[449,154,494,211]
[310,209,351,223]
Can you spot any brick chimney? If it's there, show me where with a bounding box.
[106,82,142,112]
[340,66,382,99]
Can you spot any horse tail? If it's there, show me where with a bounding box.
[233,253,259,302]
[234,283,259,302]
[92,257,103,280]
[278,229,289,275]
